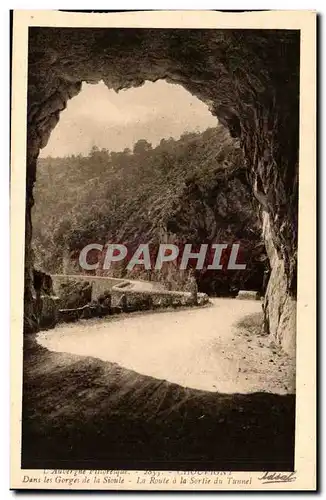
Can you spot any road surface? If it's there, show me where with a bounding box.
[37,298,294,394]
[24,298,295,470]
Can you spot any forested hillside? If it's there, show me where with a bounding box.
[33,125,266,295]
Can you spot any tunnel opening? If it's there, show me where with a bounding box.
[25,27,299,354]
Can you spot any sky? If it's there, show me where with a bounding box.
[40,80,218,157]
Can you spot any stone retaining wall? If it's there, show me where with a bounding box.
[51,275,209,326]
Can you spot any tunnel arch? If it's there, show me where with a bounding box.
[26,27,299,353]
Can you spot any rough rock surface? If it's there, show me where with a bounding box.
[57,280,92,310]
[25,28,299,354]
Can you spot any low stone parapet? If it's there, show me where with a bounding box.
[236,290,260,300]
[111,280,209,309]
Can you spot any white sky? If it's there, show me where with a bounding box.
[40,80,218,157]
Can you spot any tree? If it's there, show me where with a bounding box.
[133,139,152,154]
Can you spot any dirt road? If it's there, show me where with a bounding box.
[23,299,295,471]
[37,298,294,394]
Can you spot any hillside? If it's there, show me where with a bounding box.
[32,124,266,295]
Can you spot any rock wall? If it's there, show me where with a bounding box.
[262,211,296,354]
[25,28,299,353]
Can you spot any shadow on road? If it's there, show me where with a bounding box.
[22,337,295,471]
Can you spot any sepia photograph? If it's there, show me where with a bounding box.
[10,10,316,491]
